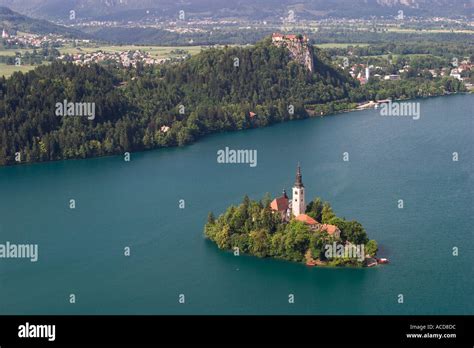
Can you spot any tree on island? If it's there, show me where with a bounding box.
[205,195,376,266]
[321,202,336,223]
[365,240,378,257]
[306,197,323,221]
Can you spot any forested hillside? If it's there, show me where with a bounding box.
[0,6,86,38]
[0,38,354,165]
[0,37,465,166]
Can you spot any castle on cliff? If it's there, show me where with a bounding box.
[271,33,314,72]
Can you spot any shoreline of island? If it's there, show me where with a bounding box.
[204,165,389,268]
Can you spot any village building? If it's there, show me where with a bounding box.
[270,190,290,220]
[450,68,462,80]
[384,74,401,81]
[160,125,170,133]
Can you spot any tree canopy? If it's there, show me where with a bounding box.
[205,195,375,266]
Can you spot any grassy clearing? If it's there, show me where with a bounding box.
[360,53,436,59]
[0,45,204,58]
[315,43,369,48]
[387,28,474,34]
[0,48,32,56]
[58,45,203,58]
[0,63,37,77]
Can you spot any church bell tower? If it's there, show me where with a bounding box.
[292,164,305,217]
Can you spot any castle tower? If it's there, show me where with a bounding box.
[292,164,305,217]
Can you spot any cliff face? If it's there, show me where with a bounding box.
[271,33,314,73]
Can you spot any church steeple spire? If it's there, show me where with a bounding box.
[295,163,304,188]
[292,163,305,217]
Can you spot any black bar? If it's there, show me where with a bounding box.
[0,315,472,346]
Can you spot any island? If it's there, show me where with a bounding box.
[205,165,385,267]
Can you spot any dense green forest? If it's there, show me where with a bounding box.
[204,195,378,266]
[0,37,467,165]
[0,38,353,165]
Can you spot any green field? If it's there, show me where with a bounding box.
[0,45,204,58]
[387,28,474,34]
[360,53,435,59]
[0,48,32,56]
[58,44,204,58]
[315,43,369,48]
[0,63,37,78]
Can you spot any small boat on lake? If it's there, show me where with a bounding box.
[367,261,378,267]
[377,258,389,264]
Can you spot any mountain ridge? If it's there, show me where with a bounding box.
[0,6,88,37]
[0,0,470,21]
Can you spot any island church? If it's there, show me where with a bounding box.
[270,165,341,239]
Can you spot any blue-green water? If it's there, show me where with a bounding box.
[0,95,472,315]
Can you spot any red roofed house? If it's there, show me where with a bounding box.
[270,190,290,221]
[318,224,341,239]
[272,33,284,42]
[295,214,341,239]
[295,213,318,227]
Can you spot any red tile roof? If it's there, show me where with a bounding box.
[270,196,289,212]
[320,224,339,235]
[295,214,318,225]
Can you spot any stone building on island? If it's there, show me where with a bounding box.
[270,165,341,239]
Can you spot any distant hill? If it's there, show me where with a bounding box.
[0,35,465,166]
[0,0,470,21]
[0,6,87,37]
[0,37,355,165]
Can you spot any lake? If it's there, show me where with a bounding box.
[0,94,472,314]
